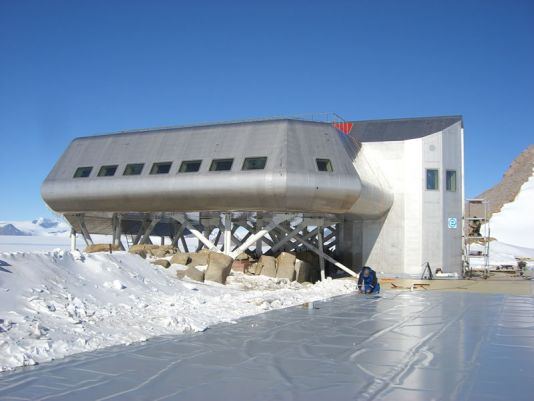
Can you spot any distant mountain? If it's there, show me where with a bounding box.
[32,217,59,229]
[0,224,31,236]
[0,218,70,237]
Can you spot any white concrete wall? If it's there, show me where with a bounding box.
[347,123,464,276]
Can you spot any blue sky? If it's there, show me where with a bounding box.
[1,0,533,220]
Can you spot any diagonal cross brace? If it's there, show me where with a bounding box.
[173,215,220,252]
[229,214,294,259]
[277,226,357,278]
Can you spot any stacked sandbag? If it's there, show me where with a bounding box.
[257,255,277,277]
[170,253,191,265]
[152,259,171,268]
[129,244,177,258]
[204,252,233,284]
[188,251,209,268]
[129,244,159,253]
[151,249,169,258]
[295,259,313,283]
[85,244,120,253]
[184,266,205,282]
[232,252,252,273]
[276,252,296,280]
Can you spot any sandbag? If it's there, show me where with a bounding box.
[131,249,147,259]
[204,252,233,284]
[188,252,209,267]
[249,262,260,275]
[152,259,171,268]
[185,266,205,282]
[85,244,120,253]
[152,249,169,258]
[129,244,160,253]
[258,255,277,277]
[295,259,312,283]
[276,252,296,280]
[235,252,249,261]
[171,253,191,265]
[232,259,251,273]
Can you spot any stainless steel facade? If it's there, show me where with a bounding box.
[41,116,464,276]
[42,119,392,218]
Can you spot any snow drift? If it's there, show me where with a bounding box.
[490,169,534,249]
[0,250,355,372]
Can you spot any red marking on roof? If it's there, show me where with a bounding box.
[333,122,353,135]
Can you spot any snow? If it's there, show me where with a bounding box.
[0,250,355,372]
[489,168,534,249]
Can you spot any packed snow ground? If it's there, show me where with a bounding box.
[0,250,355,372]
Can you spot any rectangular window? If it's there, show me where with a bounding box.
[426,169,439,190]
[73,166,92,178]
[179,160,202,173]
[150,162,172,175]
[316,159,333,172]
[242,157,267,170]
[123,163,144,176]
[209,158,233,171]
[97,165,118,177]
[446,170,457,192]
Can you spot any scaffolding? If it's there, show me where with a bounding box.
[464,199,491,278]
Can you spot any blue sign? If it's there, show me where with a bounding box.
[448,217,457,229]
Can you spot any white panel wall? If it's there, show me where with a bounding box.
[345,124,463,276]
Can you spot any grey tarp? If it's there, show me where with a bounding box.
[1,290,533,401]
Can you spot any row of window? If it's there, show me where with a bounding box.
[73,158,335,178]
[426,169,457,192]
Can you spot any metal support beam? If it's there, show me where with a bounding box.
[229,214,294,259]
[197,226,212,252]
[223,213,232,255]
[173,215,220,252]
[180,236,189,253]
[70,228,77,251]
[233,231,252,252]
[133,217,151,245]
[318,227,326,281]
[140,219,159,244]
[271,222,308,253]
[255,219,263,257]
[76,214,94,246]
[286,227,320,251]
[242,222,274,247]
[112,214,125,250]
[171,223,186,248]
[214,228,222,246]
[277,226,357,278]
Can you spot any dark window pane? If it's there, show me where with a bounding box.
[210,159,233,171]
[150,162,172,174]
[123,163,144,176]
[73,166,92,178]
[446,170,457,192]
[316,159,333,172]
[97,165,118,177]
[426,169,439,190]
[242,157,267,170]
[179,160,202,173]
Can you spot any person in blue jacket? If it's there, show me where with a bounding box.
[358,266,380,294]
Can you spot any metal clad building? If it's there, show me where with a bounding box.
[42,115,464,277]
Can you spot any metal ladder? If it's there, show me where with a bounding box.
[464,199,491,278]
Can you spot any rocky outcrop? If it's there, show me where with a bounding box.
[477,145,534,217]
